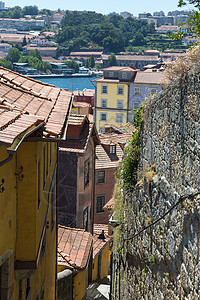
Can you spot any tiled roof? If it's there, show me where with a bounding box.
[93,233,111,259]
[96,131,132,169]
[103,66,136,72]
[73,89,95,97]
[93,224,109,236]
[102,55,159,61]
[57,225,93,271]
[103,198,114,211]
[134,70,163,85]
[59,115,99,154]
[0,67,72,146]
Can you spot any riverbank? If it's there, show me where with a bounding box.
[28,73,93,79]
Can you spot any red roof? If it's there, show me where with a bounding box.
[93,233,111,259]
[103,198,114,211]
[0,67,72,147]
[93,224,109,236]
[57,225,93,271]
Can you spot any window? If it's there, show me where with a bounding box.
[101,85,108,94]
[150,88,157,95]
[100,113,107,121]
[97,170,105,184]
[117,86,124,95]
[133,87,141,96]
[110,145,116,154]
[84,159,90,188]
[101,99,107,108]
[122,72,127,79]
[99,127,104,133]
[109,71,114,77]
[133,102,140,110]
[96,195,106,213]
[83,207,88,231]
[116,113,123,123]
[117,100,123,109]
[49,176,56,230]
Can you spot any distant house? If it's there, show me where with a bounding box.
[94,66,137,132]
[57,115,100,233]
[94,124,132,234]
[23,46,58,57]
[129,68,163,121]
[102,54,159,69]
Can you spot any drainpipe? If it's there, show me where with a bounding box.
[0,152,14,167]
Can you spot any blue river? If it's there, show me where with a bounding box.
[38,76,98,91]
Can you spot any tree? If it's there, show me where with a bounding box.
[22,36,27,47]
[22,5,39,16]
[6,47,20,63]
[108,53,117,66]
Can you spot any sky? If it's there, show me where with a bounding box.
[5,0,195,16]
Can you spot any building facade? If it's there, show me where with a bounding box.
[0,67,72,300]
[94,66,137,132]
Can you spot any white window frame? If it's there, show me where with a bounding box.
[110,145,116,154]
[101,98,107,108]
[133,87,141,96]
[100,112,107,121]
[96,195,106,213]
[101,85,108,94]
[116,113,123,123]
[117,86,124,95]
[117,100,123,109]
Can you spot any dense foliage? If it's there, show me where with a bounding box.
[56,11,156,53]
[0,5,52,19]
[0,48,51,72]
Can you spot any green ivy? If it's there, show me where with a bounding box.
[117,106,143,188]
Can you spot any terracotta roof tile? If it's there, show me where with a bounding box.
[95,131,132,169]
[93,224,109,236]
[93,233,111,259]
[57,225,93,271]
[103,198,114,211]
[0,66,72,145]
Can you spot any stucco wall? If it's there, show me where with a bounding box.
[112,63,200,299]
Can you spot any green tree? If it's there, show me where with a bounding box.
[6,47,20,63]
[22,36,27,47]
[108,53,117,66]
[22,5,39,16]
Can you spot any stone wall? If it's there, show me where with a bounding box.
[112,63,200,299]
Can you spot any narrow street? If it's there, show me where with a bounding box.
[87,277,110,300]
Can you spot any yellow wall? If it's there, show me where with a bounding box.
[74,269,88,300]
[57,265,88,300]
[92,244,111,281]
[95,81,129,131]
[0,140,57,300]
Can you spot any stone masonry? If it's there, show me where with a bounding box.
[112,62,200,299]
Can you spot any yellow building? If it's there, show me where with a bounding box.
[94,66,137,132]
[57,225,93,300]
[0,67,72,300]
[92,232,111,282]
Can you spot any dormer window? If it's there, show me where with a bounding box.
[110,145,116,154]
[109,71,114,78]
[122,72,127,79]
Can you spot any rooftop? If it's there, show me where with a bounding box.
[93,233,111,259]
[59,115,99,154]
[57,225,93,271]
[96,126,132,170]
[0,67,72,147]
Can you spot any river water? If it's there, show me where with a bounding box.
[38,76,98,91]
